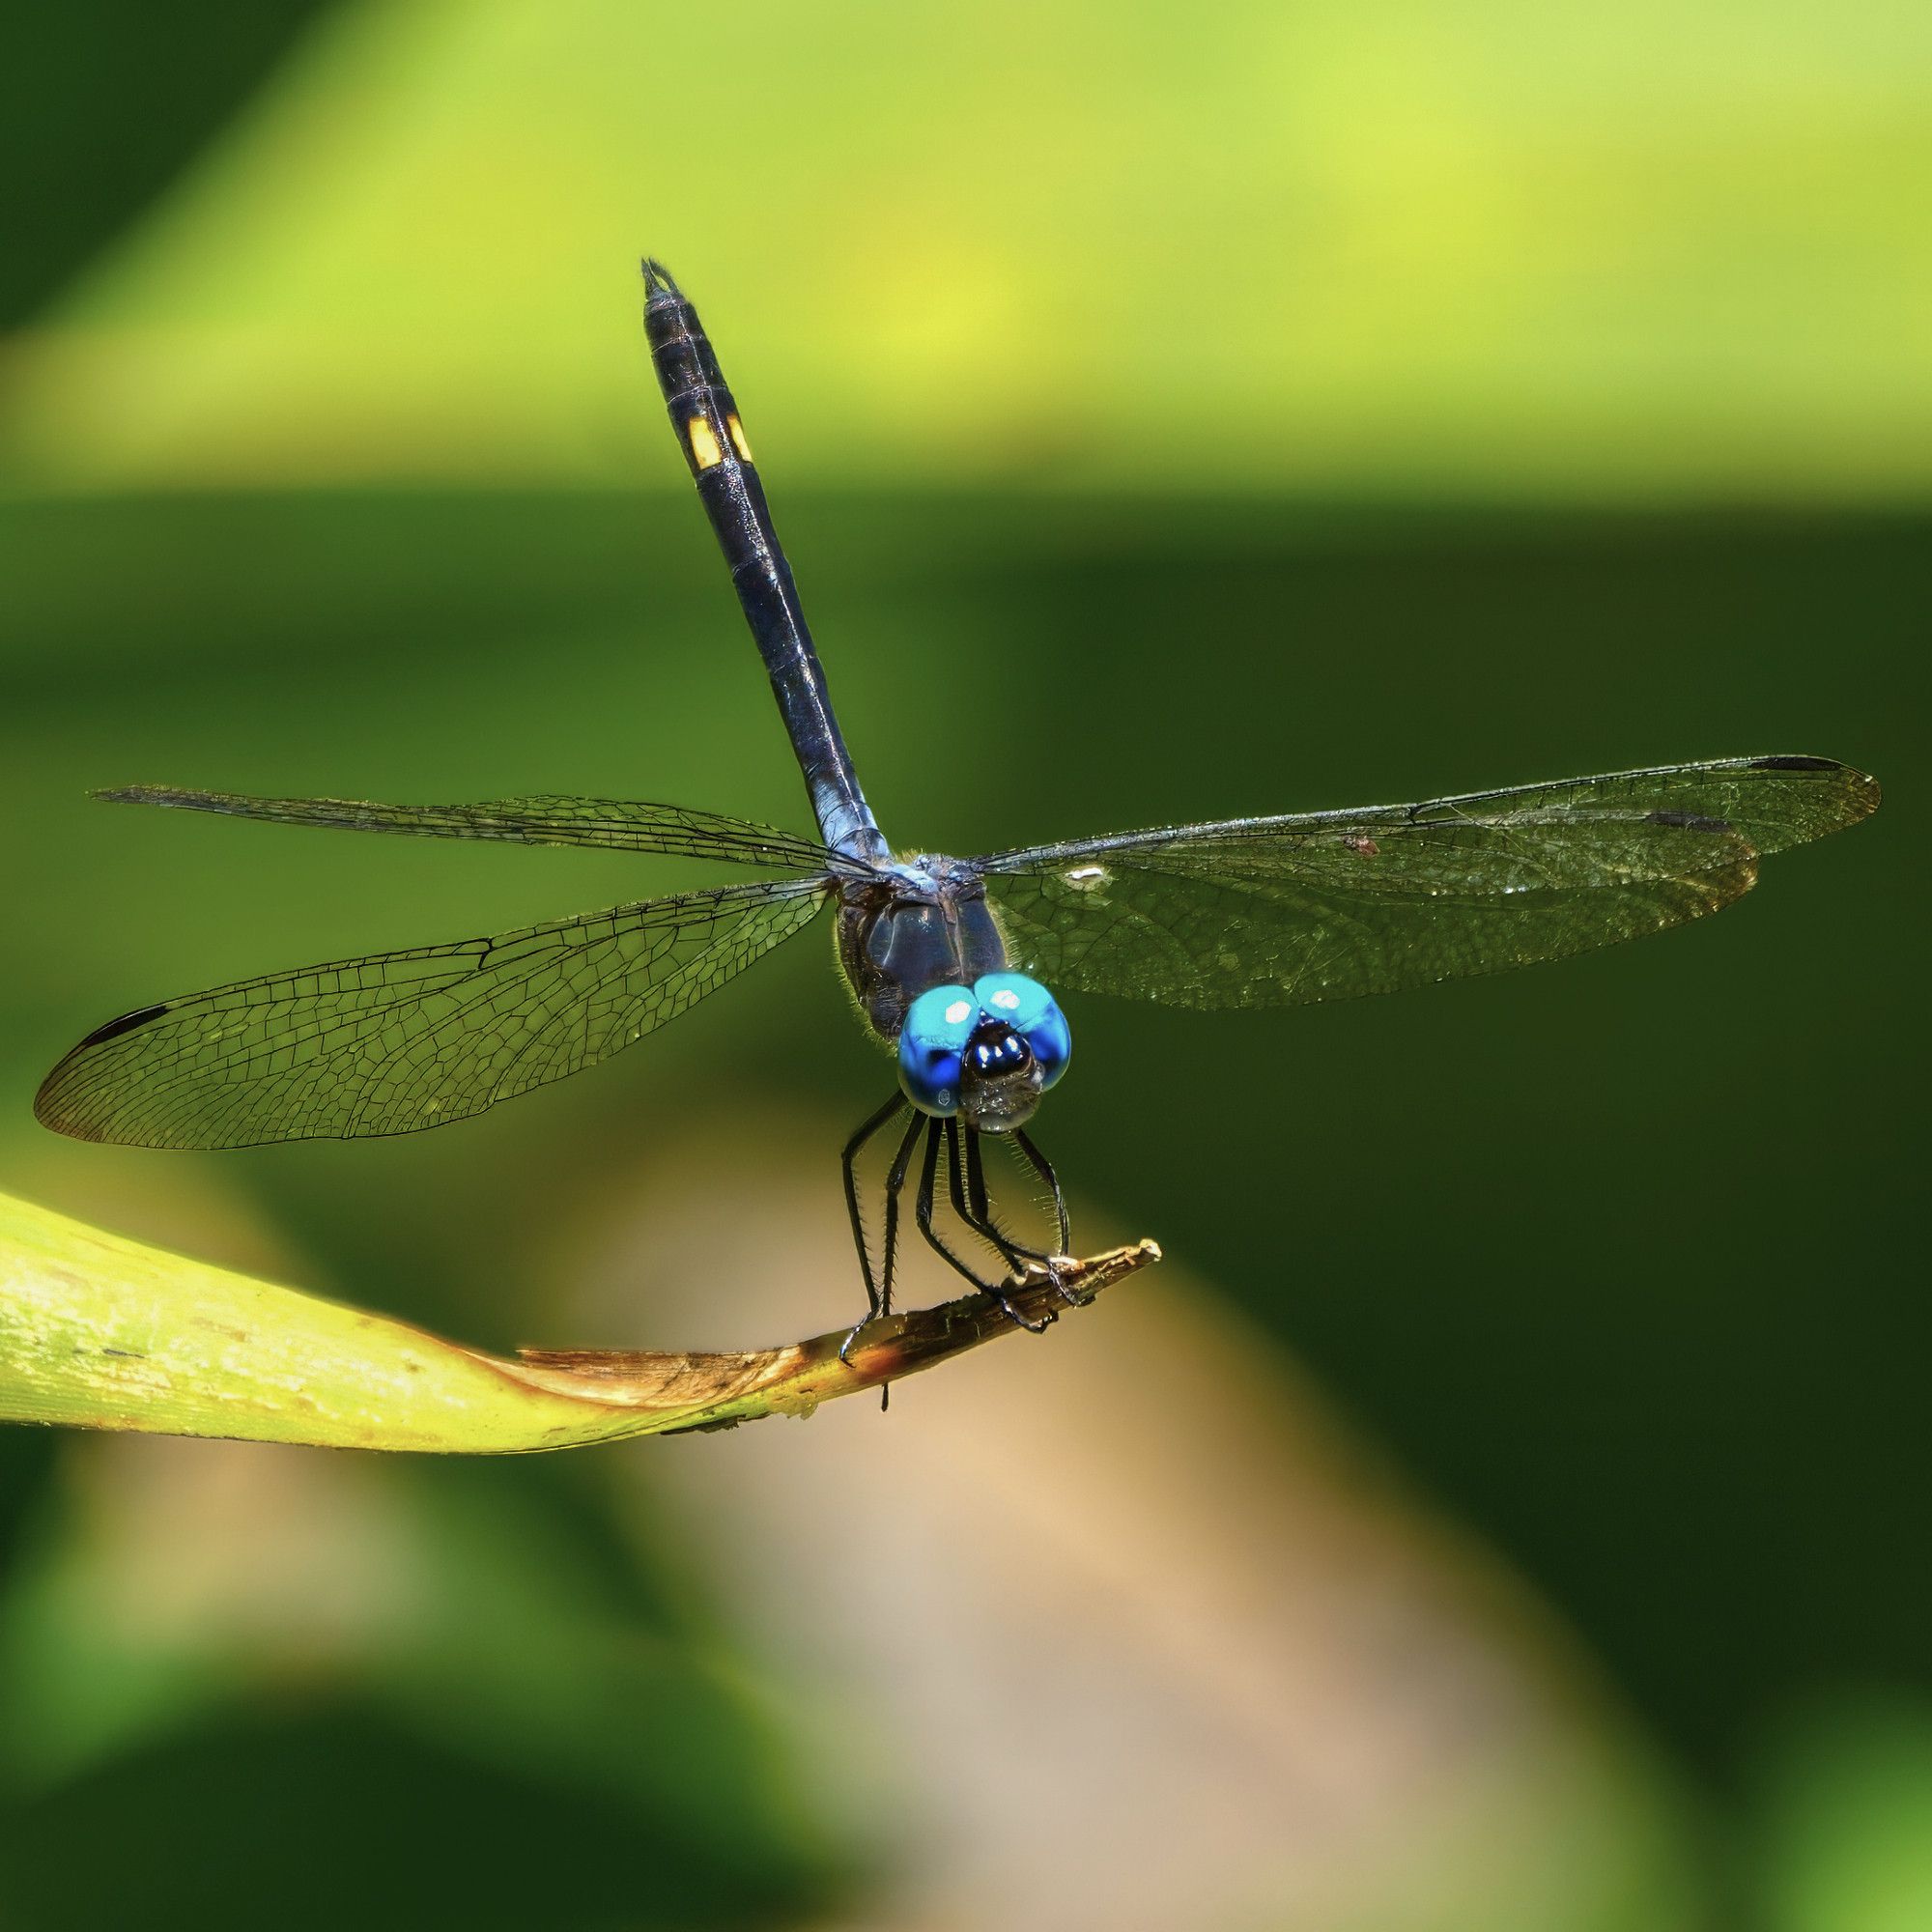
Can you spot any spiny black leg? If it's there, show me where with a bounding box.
[916,1120,1052,1334]
[953,1123,1060,1283]
[914,1121,1003,1293]
[841,1092,908,1323]
[879,1110,924,1322]
[838,1100,919,1371]
[962,1130,1077,1309]
[842,1109,924,1412]
[874,1111,924,1412]
[1007,1125,1081,1308]
[963,1128,1051,1264]
[945,1119,1029,1278]
[1012,1126,1071,1256]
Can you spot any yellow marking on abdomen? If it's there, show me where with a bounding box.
[688,416,724,469]
[725,413,753,462]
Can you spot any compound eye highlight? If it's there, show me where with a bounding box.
[897,983,978,1116]
[973,973,1071,1091]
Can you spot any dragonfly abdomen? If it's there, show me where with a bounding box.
[640,260,889,868]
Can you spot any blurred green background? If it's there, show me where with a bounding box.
[0,2,1924,1926]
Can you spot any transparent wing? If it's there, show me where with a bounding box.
[975,755,1877,1009]
[36,880,830,1149]
[98,785,839,872]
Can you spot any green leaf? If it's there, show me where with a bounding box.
[5,0,1926,498]
[0,1187,1158,1450]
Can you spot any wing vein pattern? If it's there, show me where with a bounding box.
[36,879,831,1149]
[98,786,841,872]
[974,756,1877,1009]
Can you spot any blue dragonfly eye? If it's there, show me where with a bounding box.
[897,983,979,1116]
[972,973,1071,1091]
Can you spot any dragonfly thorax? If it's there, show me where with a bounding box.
[836,854,1010,1043]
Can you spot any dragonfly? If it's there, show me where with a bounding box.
[37,259,1880,1350]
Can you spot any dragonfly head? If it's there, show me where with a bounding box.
[897,974,1070,1131]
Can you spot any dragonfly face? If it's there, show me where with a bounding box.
[897,973,1073,1131]
[33,259,1880,1378]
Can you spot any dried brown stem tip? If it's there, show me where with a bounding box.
[512,1242,1164,1435]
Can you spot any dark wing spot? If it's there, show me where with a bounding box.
[1646,810,1734,834]
[1749,754,1838,772]
[76,1003,170,1048]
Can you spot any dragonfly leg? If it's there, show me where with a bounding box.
[840,1092,908,1325]
[945,1119,1031,1278]
[1010,1127,1071,1255]
[953,1129,1083,1312]
[838,1096,916,1369]
[916,1119,1052,1334]
[962,1128,1059,1267]
[974,1128,1082,1306]
[878,1110,923,1322]
[873,1112,927,1411]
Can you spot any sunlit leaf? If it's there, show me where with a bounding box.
[0,1188,1158,1450]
